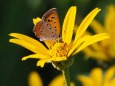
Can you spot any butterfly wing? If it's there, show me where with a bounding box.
[33,8,60,42]
[42,8,60,36]
[33,21,59,41]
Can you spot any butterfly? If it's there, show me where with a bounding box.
[33,8,60,41]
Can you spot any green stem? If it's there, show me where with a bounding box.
[62,68,70,86]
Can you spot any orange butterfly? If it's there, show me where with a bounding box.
[33,8,60,41]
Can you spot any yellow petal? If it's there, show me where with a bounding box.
[89,43,102,52]
[37,58,53,67]
[53,56,67,61]
[68,35,91,56]
[62,6,76,44]
[83,43,109,61]
[37,56,67,67]
[78,75,94,86]
[10,39,45,54]
[110,78,115,86]
[90,19,105,33]
[74,8,101,44]
[65,6,76,44]
[49,75,65,86]
[104,66,115,83]
[82,47,108,61]
[109,41,115,57]
[33,17,41,25]
[9,33,48,55]
[9,33,47,50]
[105,5,115,33]
[28,71,43,86]
[22,54,50,60]
[62,7,73,42]
[82,47,96,59]
[90,68,102,86]
[49,75,75,86]
[44,40,56,49]
[75,33,109,53]
[104,5,115,46]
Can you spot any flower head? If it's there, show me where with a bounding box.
[82,5,115,61]
[78,66,115,86]
[9,6,109,68]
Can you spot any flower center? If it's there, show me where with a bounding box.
[49,43,72,57]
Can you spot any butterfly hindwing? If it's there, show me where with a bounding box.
[33,21,59,41]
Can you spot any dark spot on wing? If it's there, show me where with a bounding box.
[48,19,50,22]
[54,22,56,23]
[51,17,56,19]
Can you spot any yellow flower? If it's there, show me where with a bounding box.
[9,6,109,68]
[78,66,115,86]
[28,71,75,86]
[82,5,115,61]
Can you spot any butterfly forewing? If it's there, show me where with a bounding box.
[42,8,60,35]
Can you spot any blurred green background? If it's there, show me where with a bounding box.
[0,0,115,86]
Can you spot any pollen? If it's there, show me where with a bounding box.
[49,43,72,57]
